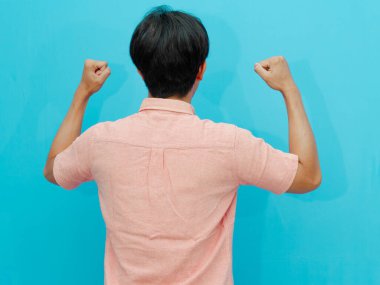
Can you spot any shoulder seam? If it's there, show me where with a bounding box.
[232,125,241,185]
[90,138,234,149]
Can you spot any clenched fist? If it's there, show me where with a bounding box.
[254,56,297,94]
[79,59,111,95]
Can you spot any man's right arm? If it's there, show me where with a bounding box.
[282,84,322,193]
[254,56,322,193]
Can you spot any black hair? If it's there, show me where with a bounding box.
[130,5,209,98]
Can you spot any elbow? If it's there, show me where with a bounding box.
[43,167,51,182]
[43,156,57,184]
[286,169,322,194]
[43,165,54,184]
[305,172,322,193]
[311,174,322,190]
[43,166,48,178]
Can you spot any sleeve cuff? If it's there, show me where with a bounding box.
[53,155,78,190]
[273,153,299,195]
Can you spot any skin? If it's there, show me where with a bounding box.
[44,56,321,194]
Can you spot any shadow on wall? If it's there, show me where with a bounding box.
[193,14,270,284]
[36,20,129,196]
[289,59,347,202]
[87,62,128,122]
[194,14,253,124]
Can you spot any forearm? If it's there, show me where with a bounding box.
[43,84,91,181]
[282,84,321,183]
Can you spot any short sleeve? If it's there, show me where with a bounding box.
[233,126,299,195]
[53,125,97,190]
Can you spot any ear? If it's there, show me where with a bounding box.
[196,61,207,80]
[137,69,144,80]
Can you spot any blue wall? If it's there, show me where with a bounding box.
[1,0,379,284]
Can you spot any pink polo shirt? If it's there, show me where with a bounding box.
[53,97,298,285]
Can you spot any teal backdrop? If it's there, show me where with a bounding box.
[1,0,379,284]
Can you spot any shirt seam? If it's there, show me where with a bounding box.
[53,155,75,189]
[232,126,241,185]
[139,108,194,115]
[90,138,235,150]
[274,153,299,194]
[73,140,82,180]
[254,139,269,186]
[88,127,96,179]
[74,126,96,180]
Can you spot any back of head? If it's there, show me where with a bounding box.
[130,5,209,99]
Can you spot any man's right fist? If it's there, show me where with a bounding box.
[79,59,111,95]
[254,56,297,93]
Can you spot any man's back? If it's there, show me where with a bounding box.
[97,97,238,284]
[53,97,298,284]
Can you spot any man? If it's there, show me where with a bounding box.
[43,5,321,285]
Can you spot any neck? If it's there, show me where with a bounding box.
[148,93,193,104]
[147,79,200,103]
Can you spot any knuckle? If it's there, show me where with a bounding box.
[84,59,92,66]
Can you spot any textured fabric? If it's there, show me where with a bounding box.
[53,97,299,285]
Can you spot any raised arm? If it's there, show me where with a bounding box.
[254,56,321,193]
[43,59,111,185]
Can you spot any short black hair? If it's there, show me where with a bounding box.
[130,5,209,98]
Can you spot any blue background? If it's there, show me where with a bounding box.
[1,0,379,284]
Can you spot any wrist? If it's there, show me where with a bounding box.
[77,82,94,96]
[72,85,91,109]
[282,87,304,111]
[280,83,301,103]
[281,83,300,100]
[280,82,299,95]
[71,95,89,112]
[75,83,93,101]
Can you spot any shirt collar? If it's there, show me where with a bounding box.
[139,97,195,115]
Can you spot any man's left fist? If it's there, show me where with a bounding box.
[79,59,111,95]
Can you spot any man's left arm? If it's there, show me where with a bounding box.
[43,59,111,185]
